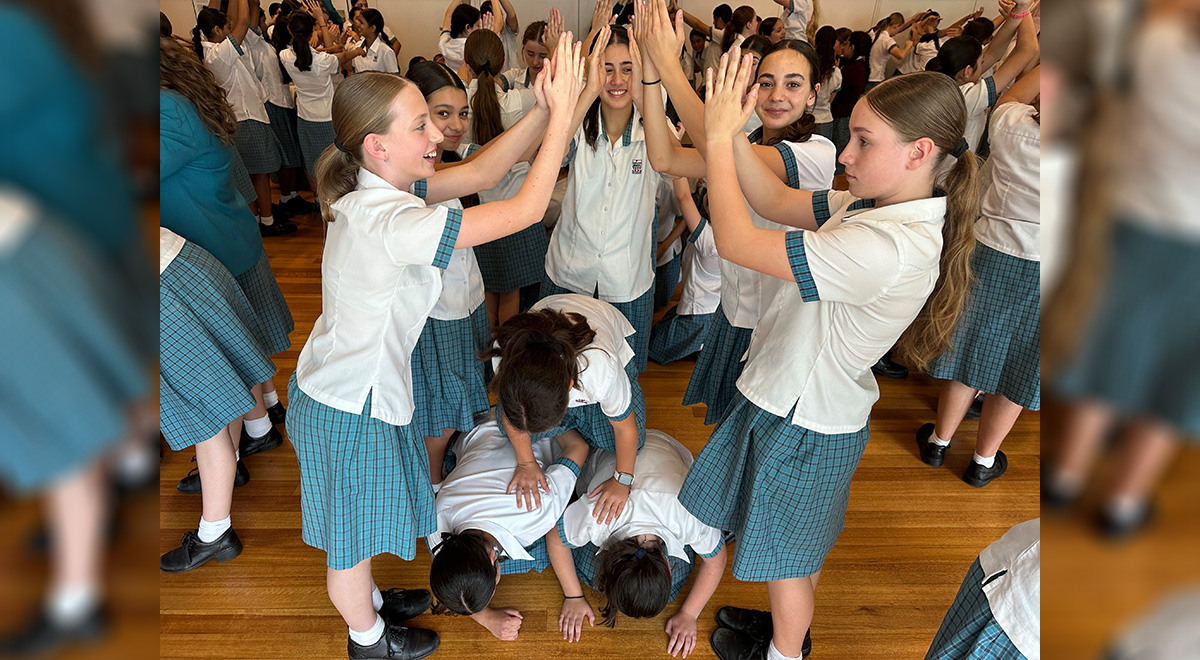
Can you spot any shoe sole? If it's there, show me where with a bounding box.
[160,542,243,573]
[240,434,284,459]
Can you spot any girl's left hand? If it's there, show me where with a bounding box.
[543,32,585,118]
[665,612,698,658]
[588,477,631,525]
[628,36,646,109]
[704,49,758,141]
[559,597,595,643]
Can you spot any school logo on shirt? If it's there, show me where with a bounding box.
[631,159,643,175]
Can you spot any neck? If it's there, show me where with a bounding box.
[876,178,934,208]
[364,33,376,48]
[600,103,633,143]
[761,125,782,143]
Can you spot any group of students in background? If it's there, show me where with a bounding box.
[151,0,1047,660]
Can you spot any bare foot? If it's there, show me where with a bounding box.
[470,607,524,641]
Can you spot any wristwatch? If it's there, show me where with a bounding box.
[614,471,634,487]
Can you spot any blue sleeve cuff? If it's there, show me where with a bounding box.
[687,216,708,244]
[465,143,481,157]
[985,76,998,107]
[227,35,244,56]
[552,457,581,478]
[773,143,801,189]
[557,518,577,548]
[567,138,578,164]
[433,207,462,269]
[698,535,725,559]
[786,230,820,302]
[412,179,428,199]
[811,190,832,228]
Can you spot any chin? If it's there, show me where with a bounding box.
[603,92,631,110]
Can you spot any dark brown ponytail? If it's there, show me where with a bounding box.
[596,537,671,626]
[464,30,507,146]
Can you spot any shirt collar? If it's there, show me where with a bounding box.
[847,191,946,225]
[600,524,692,563]
[747,126,764,144]
[457,521,536,562]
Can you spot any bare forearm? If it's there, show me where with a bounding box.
[707,138,792,278]
[428,107,549,202]
[611,416,638,475]
[546,530,586,596]
[677,546,726,618]
[732,137,815,229]
[662,64,707,156]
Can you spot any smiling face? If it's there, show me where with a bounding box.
[351,13,373,40]
[601,42,634,110]
[426,86,470,155]
[690,33,706,54]
[839,100,918,201]
[754,49,817,131]
[522,39,549,75]
[368,85,444,187]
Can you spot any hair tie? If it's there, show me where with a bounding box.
[430,531,453,555]
[951,138,969,158]
[334,140,352,154]
[634,548,647,559]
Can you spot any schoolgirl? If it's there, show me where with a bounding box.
[426,419,589,641]
[681,52,981,660]
[867,10,928,91]
[925,0,1038,152]
[480,0,522,71]
[830,30,870,173]
[161,36,294,488]
[811,26,842,140]
[546,429,727,655]
[501,18,550,90]
[648,178,721,364]
[192,0,284,233]
[895,13,948,76]
[758,17,786,44]
[635,2,836,425]
[779,0,816,42]
[438,0,482,75]
[349,8,399,73]
[916,66,1042,488]
[284,35,583,659]
[653,176,685,311]
[279,3,364,186]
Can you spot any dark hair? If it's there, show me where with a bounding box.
[407,61,481,208]
[713,4,733,24]
[407,55,428,72]
[582,26,632,150]
[925,36,982,80]
[522,20,547,46]
[835,27,852,44]
[759,39,819,146]
[288,11,315,71]
[690,28,706,42]
[720,6,756,54]
[596,538,672,627]
[962,17,994,44]
[464,30,507,146]
[482,308,596,434]
[740,35,771,61]
[268,2,281,17]
[758,17,780,38]
[360,8,390,45]
[192,8,227,59]
[269,1,298,82]
[480,1,493,14]
[848,30,872,61]
[450,4,481,38]
[160,11,172,37]
[813,25,837,83]
[429,531,497,616]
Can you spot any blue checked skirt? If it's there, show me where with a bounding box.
[287,375,437,569]
[928,243,1041,411]
[540,277,655,375]
[235,118,283,174]
[654,251,682,310]
[567,536,696,603]
[648,308,713,365]
[1056,220,1200,436]
[160,242,277,452]
[682,305,754,426]
[0,220,146,494]
[475,223,549,293]
[679,394,870,581]
[233,250,294,356]
[411,304,493,438]
[298,118,335,178]
[265,102,303,170]
[925,559,1027,660]
[229,148,258,205]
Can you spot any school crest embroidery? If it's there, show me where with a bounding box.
[631,159,643,175]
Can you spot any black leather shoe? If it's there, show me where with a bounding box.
[871,355,909,379]
[379,589,432,624]
[259,221,298,237]
[0,608,106,655]
[282,195,320,215]
[715,608,810,657]
[1097,501,1154,541]
[711,628,768,660]
[348,625,439,660]
[964,393,984,419]
[266,401,287,426]
[916,423,947,467]
[160,528,243,573]
[241,425,284,458]
[177,457,249,494]
[962,451,1008,488]
[270,202,295,222]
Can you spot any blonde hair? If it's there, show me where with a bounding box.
[159,36,238,144]
[314,72,411,222]
[866,72,981,372]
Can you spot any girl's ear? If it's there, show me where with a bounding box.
[906,136,936,170]
[808,82,818,108]
[362,133,387,160]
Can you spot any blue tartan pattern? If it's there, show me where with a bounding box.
[773,142,801,189]
[434,208,463,270]
[928,243,1041,410]
[229,147,258,205]
[812,190,832,227]
[679,394,870,581]
[925,559,1027,660]
[539,277,655,375]
[568,540,697,603]
[160,242,277,452]
[265,102,303,169]
[297,118,335,177]
[410,304,492,438]
[234,118,283,174]
[233,250,294,356]
[654,250,682,310]
[682,305,755,426]
[648,307,713,364]
[984,76,998,108]
[286,375,437,569]
[474,222,549,293]
[786,231,821,302]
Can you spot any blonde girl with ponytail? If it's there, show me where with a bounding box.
[679,51,979,660]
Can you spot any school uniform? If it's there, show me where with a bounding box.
[926,519,1039,660]
[868,32,897,87]
[499,24,522,72]
[680,190,946,580]
[438,32,467,77]
[649,215,721,364]
[929,102,1040,410]
[428,419,581,575]
[201,36,283,176]
[654,179,684,310]
[352,36,400,73]
[494,294,647,452]
[781,0,814,41]
[960,75,999,153]
[813,68,843,140]
[898,38,939,75]
[287,168,464,569]
[408,167,491,439]
[161,90,295,356]
[500,65,535,91]
[280,46,340,177]
[544,108,668,373]
[244,27,303,170]
[683,131,836,425]
[559,430,724,601]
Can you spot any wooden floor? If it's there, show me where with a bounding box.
[156,209,1042,660]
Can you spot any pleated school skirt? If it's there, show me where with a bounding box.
[648,307,713,365]
[682,305,753,425]
[234,118,283,174]
[925,559,1027,660]
[410,304,492,438]
[265,102,303,170]
[654,251,682,310]
[233,250,294,356]
[229,148,258,205]
[297,118,335,178]
[474,223,549,293]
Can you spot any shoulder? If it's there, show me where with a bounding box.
[991,101,1039,135]
[159,91,200,135]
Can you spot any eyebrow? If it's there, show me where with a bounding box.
[410,112,430,127]
[848,126,874,135]
[432,104,462,111]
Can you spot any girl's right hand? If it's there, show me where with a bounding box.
[584,26,612,97]
[507,461,550,510]
[559,597,595,643]
[704,50,758,142]
[635,0,686,71]
[544,7,565,58]
[590,0,617,34]
[543,32,585,117]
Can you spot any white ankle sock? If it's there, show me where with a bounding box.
[372,586,384,611]
[260,214,275,227]
[1107,495,1147,522]
[46,584,99,626]
[263,389,280,407]
[349,614,386,647]
[930,432,951,447]
[197,515,231,543]
[767,640,801,660]
[972,452,995,468]
[281,192,297,202]
[244,414,272,439]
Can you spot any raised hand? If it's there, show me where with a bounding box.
[584,25,612,97]
[634,0,686,72]
[628,34,647,108]
[591,0,616,33]
[544,31,585,117]
[704,49,757,141]
[545,7,564,53]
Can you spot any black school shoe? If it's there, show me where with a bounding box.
[177,458,250,494]
[1097,501,1154,541]
[915,423,947,467]
[379,589,432,625]
[266,401,287,426]
[160,528,243,573]
[962,451,1008,488]
[240,424,284,458]
[348,625,439,660]
[0,608,106,656]
[711,628,768,660]
[871,355,909,379]
[715,607,811,658]
[259,221,298,237]
[282,195,320,215]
